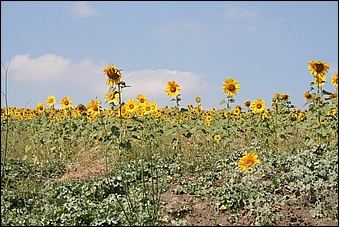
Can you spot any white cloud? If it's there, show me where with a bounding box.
[223,6,256,19]
[68,1,98,18]
[121,69,208,101]
[10,54,72,82]
[6,54,209,108]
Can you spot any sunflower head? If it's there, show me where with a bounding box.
[165,81,181,97]
[331,73,338,88]
[238,151,260,172]
[136,94,148,105]
[214,134,221,141]
[36,102,45,113]
[222,77,240,96]
[87,99,101,115]
[303,91,313,101]
[46,95,56,107]
[103,64,122,86]
[60,97,72,109]
[251,98,266,114]
[243,100,251,109]
[313,74,326,87]
[308,60,329,77]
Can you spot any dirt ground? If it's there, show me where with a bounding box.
[60,158,338,226]
[159,183,338,226]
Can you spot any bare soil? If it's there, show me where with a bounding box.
[61,165,338,226]
[159,182,338,226]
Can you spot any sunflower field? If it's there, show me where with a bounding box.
[1,61,338,226]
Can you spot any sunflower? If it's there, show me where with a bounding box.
[195,96,201,103]
[331,73,338,88]
[243,100,251,109]
[60,97,72,109]
[125,99,137,113]
[308,60,329,77]
[222,77,240,96]
[136,94,148,106]
[36,102,45,113]
[314,74,326,87]
[104,91,120,103]
[251,99,266,114]
[238,151,260,172]
[103,64,122,86]
[214,134,221,141]
[143,103,153,115]
[303,91,313,100]
[46,95,56,107]
[76,104,87,114]
[279,94,289,102]
[166,81,181,97]
[87,99,101,115]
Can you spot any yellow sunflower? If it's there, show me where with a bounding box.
[36,102,45,113]
[46,95,56,107]
[60,97,72,109]
[125,99,137,113]
[136,94,148,106]
[104,91,120,103]
[303,91,313,101]
[243,100,251,109]
[314,74,326,87]
[222,77,240,96]
[331,73,338,87]
[166,81,181,97]
[238,151,260,172]
[103,64,122,86]
[251,99,266,114]
[87,99,101,115]
[308,60,329,77]
[214,134,221,141]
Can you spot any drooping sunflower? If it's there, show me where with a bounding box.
[308,60,329,77]
[165,81,181,97]
[303,91,313,100]
[76,104,87,115]
[36,102,45,113]
[103,64,122,86]
[222,77,240,96]
[251,98,266,114]
[46,95,56,107]
[331,73,338,88]
[238,151,260,172]
[60,97,72,109]
[87,99,101,115]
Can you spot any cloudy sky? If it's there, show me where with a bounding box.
[1,1,338,110]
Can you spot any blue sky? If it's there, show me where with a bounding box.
[1,1,338,110]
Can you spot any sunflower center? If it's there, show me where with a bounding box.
[315,63,324,73]
[108,72,120,80]
[170,87,176,92]
[245,159,254,167]
[227,84,235,91]
[64,101,69,106]
[129,104,134,109]
[256,104,262,109]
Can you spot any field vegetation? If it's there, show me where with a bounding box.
[1,61,338,226]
